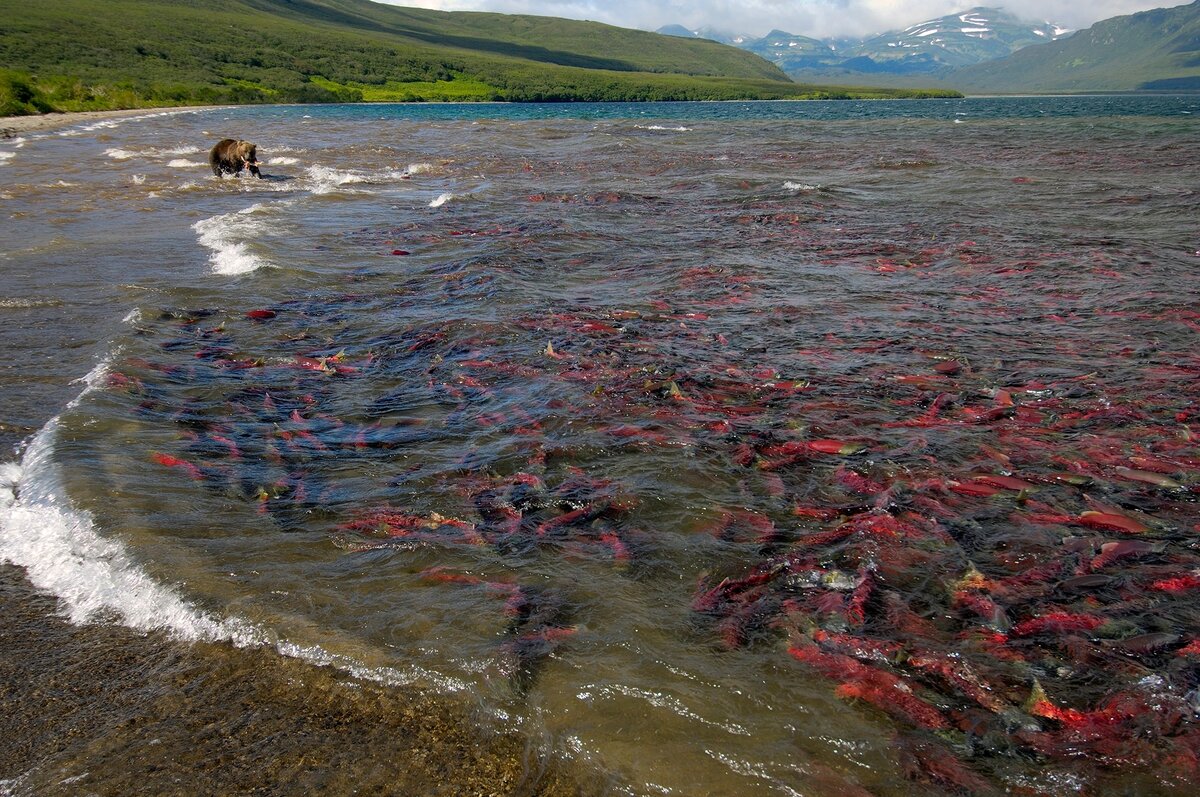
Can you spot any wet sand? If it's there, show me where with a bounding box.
[0,563,603,795]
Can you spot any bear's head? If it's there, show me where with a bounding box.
[236,140,261,177]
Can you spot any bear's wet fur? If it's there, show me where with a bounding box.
[209,138,261,178]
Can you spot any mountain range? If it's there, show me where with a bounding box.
[661,7,1073,76]
[661,2,1200,91]
[950,1,1200,91]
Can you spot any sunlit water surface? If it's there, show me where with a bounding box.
[2,97,1200,795]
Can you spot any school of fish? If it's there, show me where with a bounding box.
[92,166,1200,794]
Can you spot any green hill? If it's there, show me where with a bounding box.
[942,0,1200,92]
[0,0,959,115]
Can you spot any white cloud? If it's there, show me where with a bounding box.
[384,1,1193,38]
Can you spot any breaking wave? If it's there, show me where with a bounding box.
[0,297,64,309]
[0,358,474,694]
[0,356,222,635]
[192,203,274,275]
[305,164,369,195]
[105,145,202,161]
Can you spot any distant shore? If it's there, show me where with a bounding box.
[1,106,230,134]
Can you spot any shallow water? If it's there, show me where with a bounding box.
[2,98,1200,795]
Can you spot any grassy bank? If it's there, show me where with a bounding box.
[0,66,959,117]
[0,0,960,116]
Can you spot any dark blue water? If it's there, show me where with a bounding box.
[227,94,1200,123]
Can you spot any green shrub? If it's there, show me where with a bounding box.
[0,0,961,113]
[0,69,56,115]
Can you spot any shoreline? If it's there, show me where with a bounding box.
[1,105,231,134]
[0,565,594,795]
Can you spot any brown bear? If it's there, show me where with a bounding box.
[209,138,261,178]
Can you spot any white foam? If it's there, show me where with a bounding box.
[0,355,488,723]
[429,192,455,208]
[270,637,473,693]
[266,156,299,166]
[0,446,228,636]
[0,152,14,165]
[67,110,207,138]
[783,181,821,192]
[106,145,202,161]
[69,357,114,395]
[705,750,806,797]
[406,162,435,175]
[305,164,368,195]
[81,119,125,132]
[0,352,226,637]
[0,384,252,645]
[130,174,145,185]
[638,125,692,132]
[0,440,479,689]
[578,682,750,736]
[192,204,271,275]
[0,298,63,309]
[64,120,120,137]
[122,308,141,325]
[167,158,205,168]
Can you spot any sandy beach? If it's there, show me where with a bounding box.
[1,105,230,135]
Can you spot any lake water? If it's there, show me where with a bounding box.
[2,96,1199,795]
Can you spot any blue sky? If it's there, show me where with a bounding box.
[383,1,1191,37]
